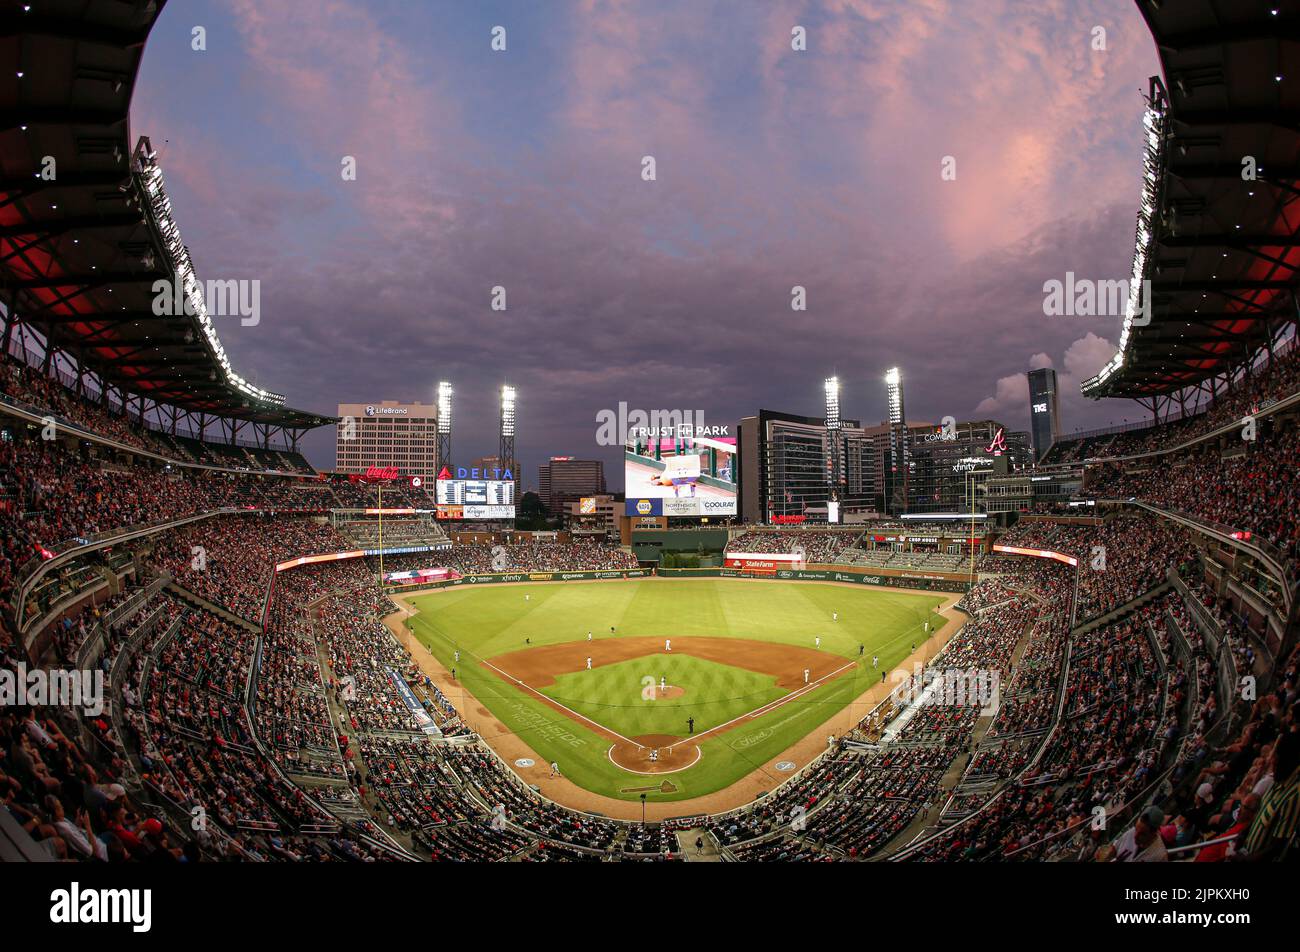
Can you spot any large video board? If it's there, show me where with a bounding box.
[435,478,515,506]
[624,428,737,517]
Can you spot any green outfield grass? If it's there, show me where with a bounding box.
[541,654,786,740]
[403,577,946,803]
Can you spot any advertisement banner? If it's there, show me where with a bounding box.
[386,667,440,736]
[626,497,665,517]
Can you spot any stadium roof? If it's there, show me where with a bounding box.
[0,0,333,430]
[1082,1,1300,401]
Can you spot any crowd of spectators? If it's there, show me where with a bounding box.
[1089,424,1300,566]
[151,516,345,621]
[726,529,863,562]
[1042,343,1300,465]
[994,514,1194,621]
[1,354,314,473]
[440,540,639,575]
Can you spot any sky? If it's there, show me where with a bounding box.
[129,0,1162,489]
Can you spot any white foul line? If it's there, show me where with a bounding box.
[664,660,857,750]
[479,658,642,747]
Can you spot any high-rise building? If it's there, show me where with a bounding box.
[538,457,606,513]
[1027,367,1062,462]
[738,410,880,524]
[906,419,1030,514]
[336,401,437,477]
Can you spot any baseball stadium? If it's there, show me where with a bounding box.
[0,0,1297,914]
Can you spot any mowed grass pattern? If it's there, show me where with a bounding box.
[405,578,945,802]
[541,654,785,740]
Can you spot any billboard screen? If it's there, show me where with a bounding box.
[435,504,516,520]
[436,478,516,506]
[624,429,737,517]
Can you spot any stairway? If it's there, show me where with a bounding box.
[676,828,722,861]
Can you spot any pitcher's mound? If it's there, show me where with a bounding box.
[653,685,685,700]
[609,734,701,774]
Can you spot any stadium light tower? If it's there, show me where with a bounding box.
[885,367,909,515]
[436,381,453,474]
[499,384,517,485]
[824,376,843,503]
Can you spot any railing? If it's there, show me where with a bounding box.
[1101,499,1294,613]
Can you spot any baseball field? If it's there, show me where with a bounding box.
[402,577,946,804]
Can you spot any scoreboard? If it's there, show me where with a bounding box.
[435,478,515,507]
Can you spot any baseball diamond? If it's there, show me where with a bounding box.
[399,577,949,805]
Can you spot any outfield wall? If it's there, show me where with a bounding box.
[385,564,970,596]
[384,568,649,595]
[629,528,729,562]
[657,566,971,592]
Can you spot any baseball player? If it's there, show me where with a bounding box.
[815,636,821,648]
[803,668,810,684]
[665,638,672,652]
[586,657,592,670]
